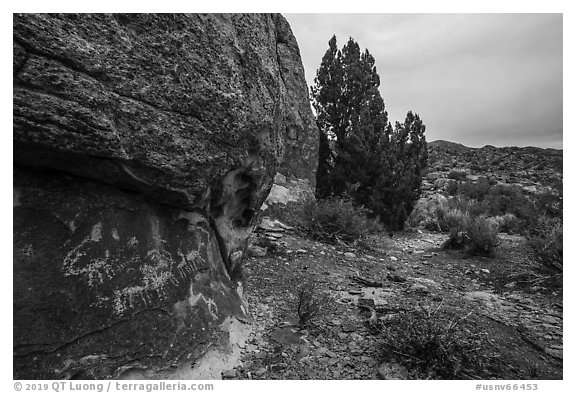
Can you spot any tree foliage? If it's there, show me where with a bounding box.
[311,35,428,230]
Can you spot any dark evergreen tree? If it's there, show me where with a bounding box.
[311,35,341,198]
[311,36,428,230]
[311,36,388,202]
[374,111,428,229]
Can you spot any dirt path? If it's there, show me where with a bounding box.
[229,228,562,380]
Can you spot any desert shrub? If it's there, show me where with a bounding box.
[465,216,500,256]
[443,213,499,256]
[436,206,468,233]
[447,170,467,181]
[493,213,522,234]
[484,185,532,218]
[407,196,448,230]
[534,191,563,219]
[457,178,491,201]
[528,217,562,271]
[301,196,377,243]
[446,179,458,196]
[377,306,489,379]
[294,280,327,328]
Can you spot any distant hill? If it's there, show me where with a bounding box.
[428,140,472,153]
[425,140,562,194]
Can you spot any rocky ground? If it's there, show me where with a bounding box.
[221,219,562,380]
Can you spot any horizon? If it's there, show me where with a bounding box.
[428,139,563,151]
[284,14,563,150]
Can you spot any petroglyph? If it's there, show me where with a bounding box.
[189,289,220,320]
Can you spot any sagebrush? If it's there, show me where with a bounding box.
[528,217,562,271]
[443,213,499,256]
[377,306,490,379]
[301,196,379,243]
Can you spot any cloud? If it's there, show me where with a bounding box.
[285,13,562,149]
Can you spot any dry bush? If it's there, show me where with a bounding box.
[528,217,562,272]
[301,196,379,244]
[295,280,328,328]
[443,213,499,256]
[465,216,500,256]
[377,305,491,379]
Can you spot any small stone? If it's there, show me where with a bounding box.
[319,251,326,255]
[221,369,236,379]
[317,347,329,355]
[540,315,559,324]
[358,298,376,308]
[296,249,307,254]
[387,273,406,283]
[255,368,267,376]
[389,256,398,262]
[504,282,517,288]
[344,252,356,259]
[342,323,357,333]
[338,332,349,340]
[465,269,473,275]
[247,245,267,258]
[377,362,409,380]
[348,290,362,295]
[331,319,342,326]
[481,268,490,274]
[351,349,364,357]
[270,363,288,372]
[411,284,429,294]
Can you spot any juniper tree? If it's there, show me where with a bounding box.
[311,36,388,202]
[375,111,428,229]
[311,36,428,230]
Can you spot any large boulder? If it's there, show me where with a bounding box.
[13,13,318,379]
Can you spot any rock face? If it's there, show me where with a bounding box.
[13,13,318,379]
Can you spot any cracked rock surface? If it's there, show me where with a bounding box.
[13,13,317,379]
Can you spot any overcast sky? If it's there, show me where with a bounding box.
[284,14,563,149]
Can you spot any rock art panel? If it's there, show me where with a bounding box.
[13,13,318,379]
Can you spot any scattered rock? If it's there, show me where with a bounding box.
[344,252,356,259]
[296,249,308,254]
[377,362,409,380]
[247,245,267,258]
[221,369,236,379]
[389,256,398,262]
[410,284,430,295]
[270,327,306,346]
[411,277,441,288]
[358,298,376,308]
[387,273,406,283]
[341,323,358,333]
[505,282,517,288]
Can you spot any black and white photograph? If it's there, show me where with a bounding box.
[9,4,568,389]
